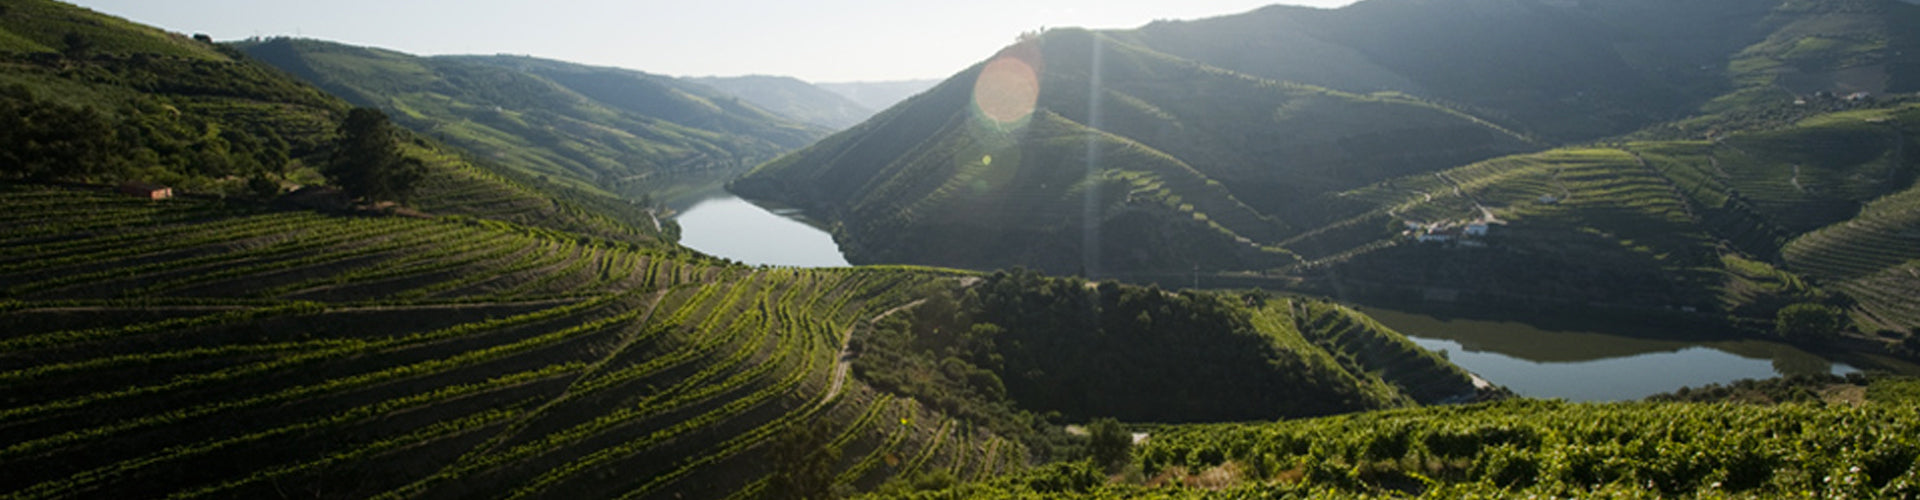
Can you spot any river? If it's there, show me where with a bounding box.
[1357,307,1893,401]
[667,192,1905,401]
[671,193,849,268]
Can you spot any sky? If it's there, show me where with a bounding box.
[66,0,1358,82]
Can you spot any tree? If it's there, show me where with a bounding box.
[0,85,115,181]
[327,107,425,203]
[1775,303,1848,342]
[61,31,93,59]
[1086,417,1132,471]
[767,419,841,500]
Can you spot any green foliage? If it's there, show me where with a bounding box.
[855,269,1410,425]
[847,269,1481,471]
[1775,302,1850,341]
[908,377,1920,498]
[0,0,226,60]
[1085,418,1131,471]
[1648,373,1868,405]
[0,84,115,180]
[767,419,842,500]
[326,107,424,202]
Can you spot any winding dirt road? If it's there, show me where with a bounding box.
[823,298,925,402]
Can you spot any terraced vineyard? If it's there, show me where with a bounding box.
[911,377,1920,498]
[1298,103,1920,336]
[0,186,1013,499]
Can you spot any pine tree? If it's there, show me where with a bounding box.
[327,107,424,203]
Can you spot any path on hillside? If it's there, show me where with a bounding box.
[1435,173,1501,223]
[824,298,926,402]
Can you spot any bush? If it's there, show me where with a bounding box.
[1774,303,1848,341]
[1087,418,1133,471]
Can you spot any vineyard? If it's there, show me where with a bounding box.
[0,185,1014,499]
[884,377,1920,498]
[1300,102,1920,340]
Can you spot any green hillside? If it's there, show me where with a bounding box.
[0,0,339,192]
[0,0,665,243]
[237,40,828,202]
[1116,0,1920,141]
[735,29,1535,275]
[870,376,1920,498]
[12,1,1920,498]
[688,75,875,130]
[735,0,1920,352]
[0,186,1483,498]
[1296,102,1920,342]
[0,186,994,498]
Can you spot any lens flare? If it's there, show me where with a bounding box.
[972,55,1039,127]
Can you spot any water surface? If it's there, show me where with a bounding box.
[1361,307,1863,401]
[673,194,849,268]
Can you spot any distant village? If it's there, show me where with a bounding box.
[1403,218,1500,247]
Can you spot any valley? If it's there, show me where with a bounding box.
[6,0,1920,498]
[667,188,1910,402]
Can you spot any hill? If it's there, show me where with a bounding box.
[0,0,667,243]
[732,0,1920,350]
[687,75,875,130]
[734,29,1536,275]
[1115,0,1920,141]
[1286,101,1920,343]
[0,185,999,498]
[236,40,829,203]
[0,185,1484,499]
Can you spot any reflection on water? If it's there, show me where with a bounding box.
[1361,307,1861,401]
[672,194,850,268]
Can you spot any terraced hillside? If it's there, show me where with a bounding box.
[1296,102,1920,337]
[1115,0,1920,141]
[0,186,1015,499]
[735,29,1535,275]
[0,186,1475,499]
[730,0,1920,331]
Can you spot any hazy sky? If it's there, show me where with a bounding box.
[67,0,1358,82]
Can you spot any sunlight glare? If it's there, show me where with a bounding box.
[972,53,1040,128]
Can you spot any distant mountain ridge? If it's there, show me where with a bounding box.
[686,75,874,129]
[238,39,829,203]
[1117,0,1920,141]
[814,79,940,113]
